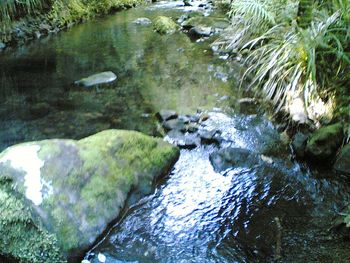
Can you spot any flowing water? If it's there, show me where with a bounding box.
[1,1,350,262]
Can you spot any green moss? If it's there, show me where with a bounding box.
[153,16,179,34]
[0,178,64,263]
[306,122,344,160]
[0,129,179,260]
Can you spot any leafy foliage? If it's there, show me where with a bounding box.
[222,0,350,123]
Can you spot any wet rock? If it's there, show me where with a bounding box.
[291,132,309,158]
[188,114,200,123]
[185,123,199,133]
[199,114,210,122]
[183,0,192,6]
[178,115,191,124]
[162,119,186,131]
[199,129,221,144]
[305,123,343,161]
[0,130,179,262]
[334,144,350,175]
[210,147,261,172]
[156,110,178,121]
[133,17,152,25]
[74,71,117,87]
[189,26,212,37]
[29,102,50,119]
[165,130,199,149]
[154,16,179,34]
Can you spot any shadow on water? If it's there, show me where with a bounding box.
[1,1,350,262]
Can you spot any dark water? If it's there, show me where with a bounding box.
[1,1,350,262]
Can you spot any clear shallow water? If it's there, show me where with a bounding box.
[1,1,350,262]
[0,1,237,151]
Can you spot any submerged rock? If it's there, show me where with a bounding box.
[334,144,350,175]
[74,71,117,87]
[305,122,343,161]
[209,147,261,172]
[0,130,179,261]
[133,17,152,25]
[154,16,179,34]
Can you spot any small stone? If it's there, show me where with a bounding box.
[98,253,106,263]
[165,130,199,149]
[156,110,178,121]
[199,114,210,122]
[261,155,274,164]
[185,123,199,133]
[189,26,212,37]
[183,0,192,6]
[74,71,117,87]
[133,17,152,25]
[178,115,191,124]
[199,129,221,144]
[188,114,200,123]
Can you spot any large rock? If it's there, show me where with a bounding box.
[305,123,343,161]
[0,130,179,261]
[74,71,117,87]
[334,144,350,175]
[153,16,179,34]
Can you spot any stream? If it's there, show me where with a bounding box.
[1,1,350,262]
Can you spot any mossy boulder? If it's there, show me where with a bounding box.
[153,16,179,34]
[305,123,343,161]
[334,144,350,175]
[0,130,179,261]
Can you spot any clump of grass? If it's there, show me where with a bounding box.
[0,0,44,28]
[220,0,350,124]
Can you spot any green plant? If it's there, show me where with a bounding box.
[0,0,44,26]
[223,0,349,123]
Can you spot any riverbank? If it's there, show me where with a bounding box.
[0,0,144,49]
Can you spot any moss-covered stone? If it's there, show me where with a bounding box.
[0,177,64,263]
[0,129,179,261]
[153,16,179,34]
[305,122,344,161]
